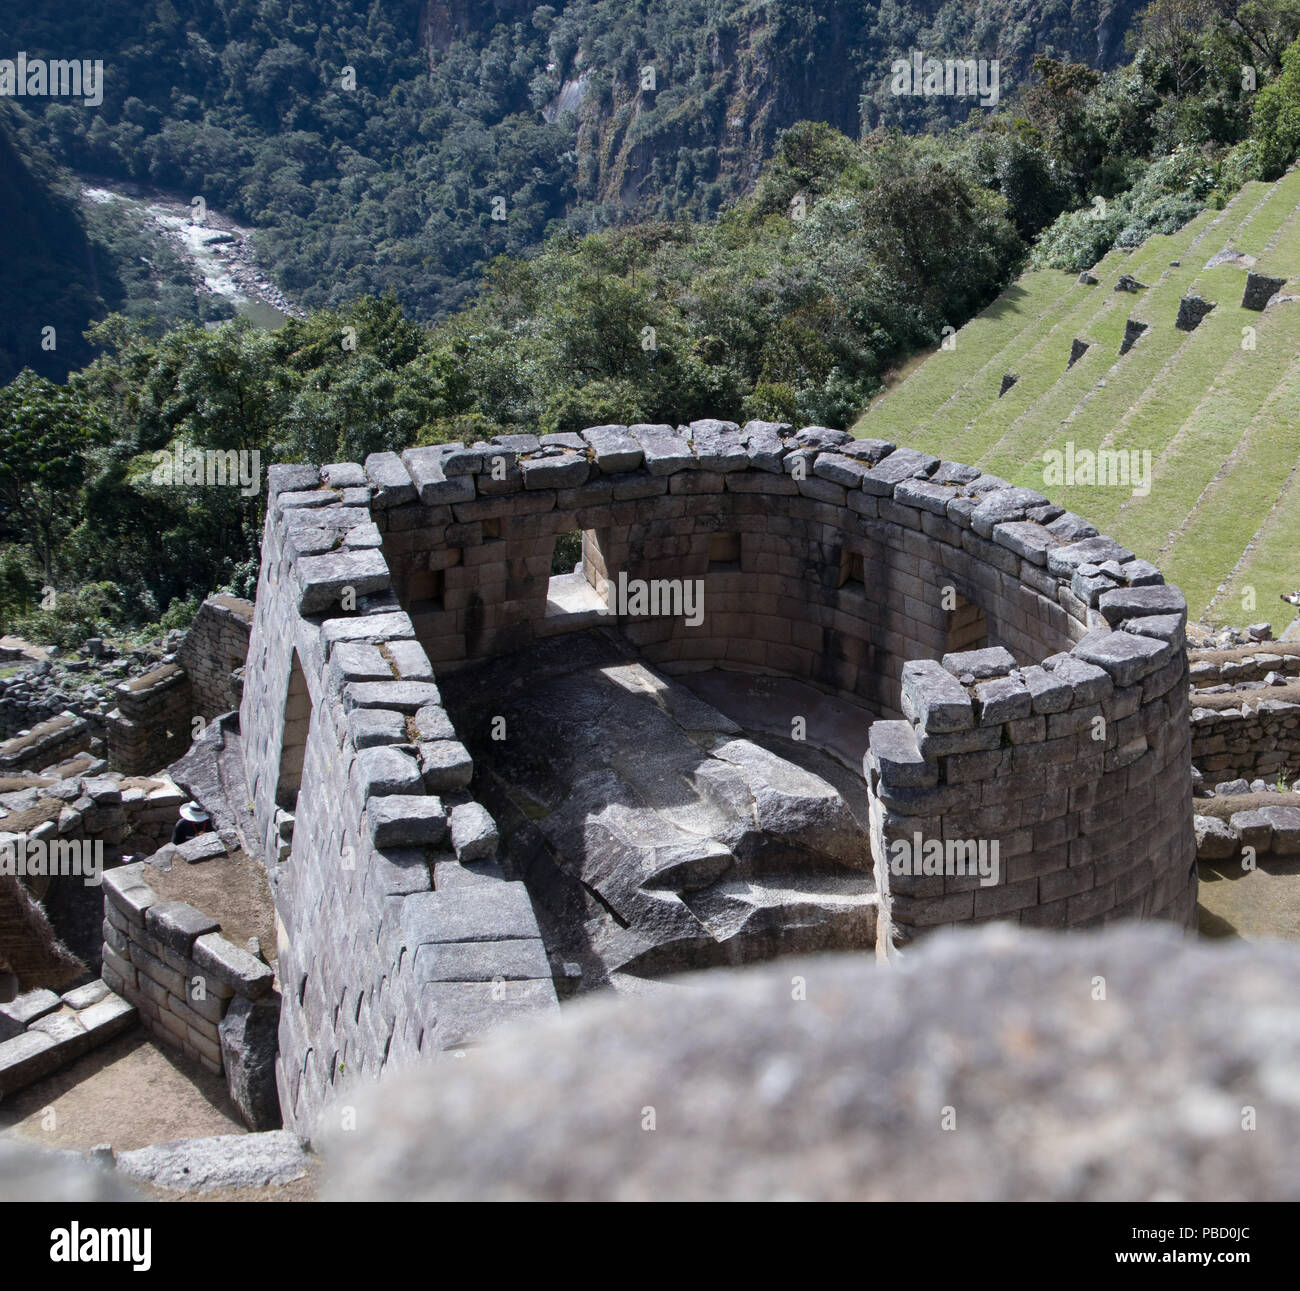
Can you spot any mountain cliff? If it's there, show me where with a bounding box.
[0,1,1155,324]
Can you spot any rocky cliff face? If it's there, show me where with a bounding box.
[419,0,536,59]
[418,0,1154,223]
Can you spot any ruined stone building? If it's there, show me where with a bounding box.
[230,419,1194,1134]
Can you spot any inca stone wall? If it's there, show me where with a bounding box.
[1,771,188,970]
[106,597,253,774]
[241,420,1196,1133]
[1188,643,1300,783]
[1190,702,1300,783]
[101,860,274,1083]
[105,667,192,773]
[175,595,253,719]
[0,979,136,1099]
[0,713,91,774]
[240,466,555,1137]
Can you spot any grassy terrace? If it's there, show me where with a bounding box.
[852,170,1300,626]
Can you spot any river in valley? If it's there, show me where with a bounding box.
[79,177,300,329]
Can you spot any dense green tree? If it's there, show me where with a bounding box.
[0,372,106,582]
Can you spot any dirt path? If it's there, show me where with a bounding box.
[0,1025,244,1152]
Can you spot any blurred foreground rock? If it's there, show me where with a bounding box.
[324,924,1300,1201]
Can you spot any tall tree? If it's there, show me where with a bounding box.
[0,371,105,583]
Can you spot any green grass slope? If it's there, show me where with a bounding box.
[853,169,1300,626]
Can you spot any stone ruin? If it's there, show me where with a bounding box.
[1176,293,1216,332]
[235,419,1196,1135]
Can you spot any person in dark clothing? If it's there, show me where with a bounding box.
[171,802,213,846]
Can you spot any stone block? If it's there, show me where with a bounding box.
[386,640,435,680]
[970,487,1050,539]
[192,934,275,1000]
[1047,537,1134,578]
[1073,629,1169,687]
[687,419,747,471]
[368,796,448,848]
[344,681,442,714]
[1228,809,1274,853]
[812,453,870,488]
[0,1030,60,1097]
[401,447,477,505]
[1097,584,1186,625]
[61,980,110,1011]
[75,993,136,1043]
[422,979,559,1049]
[866,721,937,790]
[522,454,588,489]
[901,660,974,733]
[840,438,897,465]
[320,612,416,657]
[412,703,457,742]
[348,709,407,749]
[1193,815,1237,860]
[330,641,391,682]
[419,740,474,792]
[356,745,423,797]
[449,802,499,862]
[175,833,227,864]
[220,993,283,1131]
[974,677,1032,725]
[145,901,221,957]
[738,421,787,472]
[0,988,62,1032]
[1021,665,1073,714]
[400,882,541,948]
[942,646,1017,680]
[322,462,367,489]
[1043,653,1113,704]
[295,549,391,615]
[581,425,643,473]
[415,938,551,982]
[626,425,693,475]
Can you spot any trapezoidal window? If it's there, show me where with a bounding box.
[945,592,988,654]
[545,528,606,621]
[276,650,312,811]
[708,532,741,571]
[838,549,864,588]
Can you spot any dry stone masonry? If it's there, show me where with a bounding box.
[1188,642,1300,784]
[0,978,136,1099]
[107,598,252,774]
[0,713,92,774]
[101,856,277,1127]
[242,420,1196,1136]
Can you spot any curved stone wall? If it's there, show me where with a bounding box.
[241,419,1196,1133]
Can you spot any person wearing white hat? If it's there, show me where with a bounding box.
[171,801,213,846]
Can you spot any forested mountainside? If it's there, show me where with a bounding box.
[2,0,1299,645]
[2,0,1153,325]
[0,107,227,385]
[0,116,103,382]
